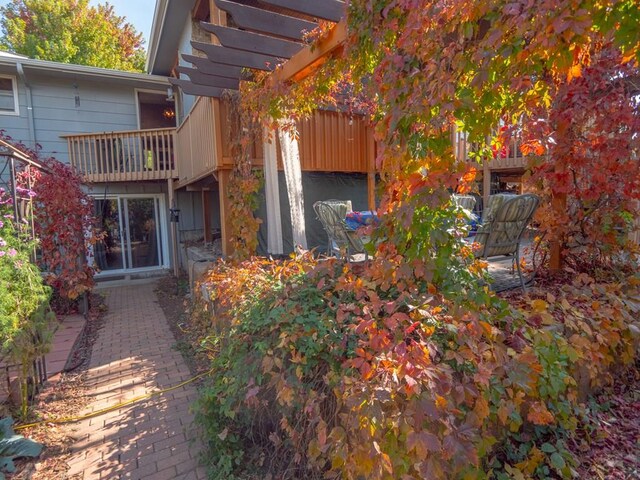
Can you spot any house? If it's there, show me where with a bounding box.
[0,50,178,276]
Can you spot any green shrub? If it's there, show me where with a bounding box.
[193,254,639,479]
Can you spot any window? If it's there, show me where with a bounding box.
[0,75,18,115]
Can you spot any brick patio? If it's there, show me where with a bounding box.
[66,282,206,479]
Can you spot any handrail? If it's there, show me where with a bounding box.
[61,127,176,139]
[65,128,178,182]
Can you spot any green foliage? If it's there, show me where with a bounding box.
[193,254,640,479]
[0,186,55,418]
[0,0,145,71]
[0,188,51,354]
[0,416,43,478]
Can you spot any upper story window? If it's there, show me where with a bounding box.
[0,75,19,115]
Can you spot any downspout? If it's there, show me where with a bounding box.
[16,62,37,147]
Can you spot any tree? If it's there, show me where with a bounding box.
[0,0,145,72]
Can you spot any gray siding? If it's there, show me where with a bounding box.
[0,67,165,165]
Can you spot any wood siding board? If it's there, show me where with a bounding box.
[214,0,317,40]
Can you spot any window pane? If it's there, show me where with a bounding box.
[0,93,14,111]
[0,78,15,112]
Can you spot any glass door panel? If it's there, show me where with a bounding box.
[94,198,125,271]
[125,198,161,269]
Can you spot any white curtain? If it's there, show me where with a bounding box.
[278,122,307,250]
[263,127,283,254]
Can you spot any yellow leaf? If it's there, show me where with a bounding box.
[531,299,548,313]
[567,63,582,81]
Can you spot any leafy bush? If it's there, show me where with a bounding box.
[193,254,639,479]
[0,188,55,417]
[0,188,52,353]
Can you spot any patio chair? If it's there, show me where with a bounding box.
[452,194,477,211]
[474,193,540,291]
[313,200,368,262]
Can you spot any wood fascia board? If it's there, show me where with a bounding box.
[214,0,317,40]
[200,23,302,58]
[271,19,346,84]
[258,0,345,22]
[192,41,281,70]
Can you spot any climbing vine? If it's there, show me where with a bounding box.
[224,93,263,260]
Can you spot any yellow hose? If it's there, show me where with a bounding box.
[14,368,212,431]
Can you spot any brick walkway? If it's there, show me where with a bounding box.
[66,283,206,479]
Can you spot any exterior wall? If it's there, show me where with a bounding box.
[0,66,166,165]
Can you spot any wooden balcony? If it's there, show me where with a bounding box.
[64,128,177,182]
[453,130,527,171]
[175,96,220,187]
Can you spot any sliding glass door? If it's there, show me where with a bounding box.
[94,195,167,273]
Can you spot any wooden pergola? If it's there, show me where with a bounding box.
[170,0,347,97]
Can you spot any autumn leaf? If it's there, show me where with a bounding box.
[527,401,555,425]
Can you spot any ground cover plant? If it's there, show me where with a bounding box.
[190,0,639,478]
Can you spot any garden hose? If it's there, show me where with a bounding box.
[14,368,213,431]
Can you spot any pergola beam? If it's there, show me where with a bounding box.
[271,19,347,84]
[258,0,345,22]
[201,23,302,58]
[192,41,281,70]
[214,0,317,40]
[169,78,224,98]
[182,54,250,79]
[176,66,239,90]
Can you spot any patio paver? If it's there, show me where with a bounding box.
[66,283,206,480]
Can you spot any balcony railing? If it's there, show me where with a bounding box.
[175,96,219,186]
[64,128,177,182]
[453,130,527,170]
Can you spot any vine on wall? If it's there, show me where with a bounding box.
[224,93,262,260]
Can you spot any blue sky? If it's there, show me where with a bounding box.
[0,0,158,45]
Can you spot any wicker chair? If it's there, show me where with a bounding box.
[452,194,477,211]
[313,200,368,262]
[474,194,540,291]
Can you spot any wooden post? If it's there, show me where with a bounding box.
[202,189,212,243]
[168,178,180,277]
[367,172,376,211]
[482,161,491,209]
[367,133,376,211]
[217,169,233,256]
